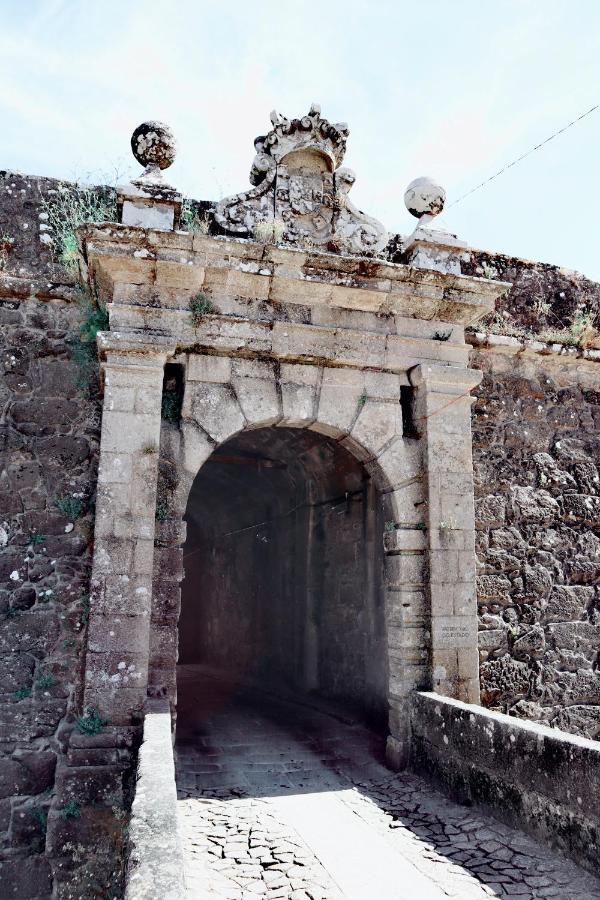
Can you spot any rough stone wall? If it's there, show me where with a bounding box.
[471,348,600,738]
[463,250,600,331]
[0,173,102,894]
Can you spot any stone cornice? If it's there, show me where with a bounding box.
[82,224,509,326]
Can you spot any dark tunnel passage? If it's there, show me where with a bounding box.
[178,427,388,731]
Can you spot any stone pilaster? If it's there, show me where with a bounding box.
[410,363,482,704]
[84,348,169,724]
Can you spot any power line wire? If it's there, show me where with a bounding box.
[448,103,599,208]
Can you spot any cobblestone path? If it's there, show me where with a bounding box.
[175,669,600,900]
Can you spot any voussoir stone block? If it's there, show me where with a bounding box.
[231,359,282,427]
[279,363,320,425]
[186,382,246,444]
[314,367,364,436]
[346,399,402,460]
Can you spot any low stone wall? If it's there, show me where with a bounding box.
[410,691,600,873]
[124,701,186,900]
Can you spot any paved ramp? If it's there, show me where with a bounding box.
[175,671,599,899]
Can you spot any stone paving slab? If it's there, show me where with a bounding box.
[175,679,600,899]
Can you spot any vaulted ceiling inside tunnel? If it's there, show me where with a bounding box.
[185,427,370,540]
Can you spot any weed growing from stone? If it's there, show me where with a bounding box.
[78,596,90,627]
[161,389,180,422]
[55,495,85,519]
[142,444,158,454]
[5,606,20,619]
[59,800,81,820]
[252,219,286,244]
[29,531,45,546]
[190,292,215,326]
[35,673,55,690]
[480,308,599,350]
[384,521,396,532]
[69,286,109,395]
[358,391,368,408]
[62,639,76,651]
[155,500,169,522]
[32,806,48,831]
[181,199,210,235]
[76,708,106,736]
[42,185,117,275]
[14,685,32,700]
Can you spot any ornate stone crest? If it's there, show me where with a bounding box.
[215,104,388,256]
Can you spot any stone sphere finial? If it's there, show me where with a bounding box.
[404,176,446,220]
[130,121,177,172]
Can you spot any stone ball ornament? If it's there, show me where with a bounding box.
[130,121,177,171]
[404,176,446,220]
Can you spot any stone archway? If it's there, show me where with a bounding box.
[81,340,485,773]
[80,218,499,774]
[177,425,388,737]
[141,353,482,766]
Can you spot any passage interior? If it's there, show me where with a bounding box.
[178,427,387,728]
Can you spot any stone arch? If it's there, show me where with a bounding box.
[150,354,429,762]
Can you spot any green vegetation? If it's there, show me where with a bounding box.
[155,500,169,522]
[14,685,32,700]
[0,231,14,271]
[29,531,45,546]
[35,673,55,690]
[482,308,599,350]
[161,389,180,422]
[69,286,109,395]
[78,596,90,627]
[252,219,286,244]
[55,495,85,519]
[75,707,106,736]
[181,199,210,235]
[190,292,216,326]
[42,185,117,274]
[32,806,48,830]
[59,800,81,820]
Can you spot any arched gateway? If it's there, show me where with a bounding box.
[79,109,505,779]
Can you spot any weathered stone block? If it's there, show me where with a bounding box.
[186,382,245,444]
[186,353,231,383]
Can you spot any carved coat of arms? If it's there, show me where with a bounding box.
[214,105,388,256]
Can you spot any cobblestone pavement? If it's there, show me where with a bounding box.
[175,669,600,900]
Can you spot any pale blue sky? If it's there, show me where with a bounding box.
[1,0,599,279]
